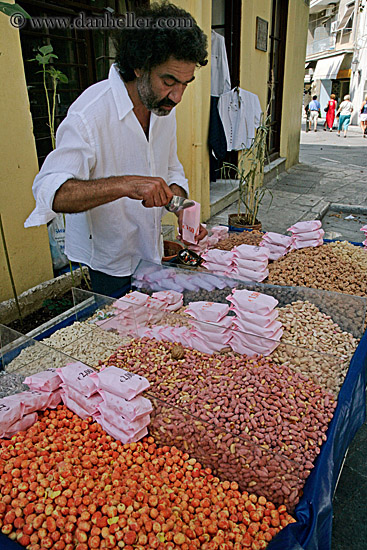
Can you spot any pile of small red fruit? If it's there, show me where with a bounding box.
[0,406,296,549]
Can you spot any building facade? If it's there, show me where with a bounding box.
[0,0,308,301]
[305,0,367,124]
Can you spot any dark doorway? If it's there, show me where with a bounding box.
[19,0,148,168]
[211,0,241,179]
[267,0,289,160]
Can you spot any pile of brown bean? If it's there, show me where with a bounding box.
[272,300,358,394]
[267,243,367,296]
[99,338,337,509]
[210,230,263,251]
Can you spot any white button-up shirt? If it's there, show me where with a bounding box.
[218,88,262,151]
[211,30,231,97]
[25,64,189,276]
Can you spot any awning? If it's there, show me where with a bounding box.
[337,4,354,31]
[313,54,345,80]
[305,62,310,69]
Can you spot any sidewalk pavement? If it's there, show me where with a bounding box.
[207,122,367,550]
[208,121,367,243]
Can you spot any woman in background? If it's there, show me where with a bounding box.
[359,94,367,137]
[324,94,337,131]
[336,95,353,138]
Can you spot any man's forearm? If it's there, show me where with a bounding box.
[53,176,127,213]
[52,175,174,213]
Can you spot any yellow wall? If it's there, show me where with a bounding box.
[280,0,309,168]
[163,0,211,227]
[240,0,272,111]
[0,8,53,302]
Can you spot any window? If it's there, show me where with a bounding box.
[337,2,354,32]
[19,0,148,167]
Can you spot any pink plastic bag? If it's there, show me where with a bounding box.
[185,301,229,322]
[181,201,201,244]
[17,390,50,415]
[152,290,183,306]
[190,332,232,354]
[92,366,150,400]
[232,318,282,338]
[232,244,270,261]
[98,416,148,444]
[190,315,232,334]
[202,249,234,266]
[291,238,323,250]
[62,385,102,414]
[98,401,150,433]
[228,267,269,283]
[203,262,229,273]
[115,291,149,309]
[4,412,38,438]
[294,229,325,242]
[57,362,97,397]
[47,389,62,409]
[210,225,229,238]
[287,220,322,234]
[230,332,280,356]
[360,225,367,232]
[261,232,293,247]
[0,396,25,435]
[226,289,278,314]
[99,390,152,421]
[24,369,61,392]
[231,308,278,327]
[61,392,91,420]
[234,257,268,270]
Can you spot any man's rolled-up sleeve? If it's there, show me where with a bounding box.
[24,113,96,227]
[166,114,189,196]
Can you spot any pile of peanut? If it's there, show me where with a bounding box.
[267,242,367,296]
[210,230,263,251]
[99,338,337,509]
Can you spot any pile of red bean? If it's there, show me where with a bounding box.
[99,338,337,509]
[0,406,296,550]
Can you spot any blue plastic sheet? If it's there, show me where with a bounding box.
[268,329,367,550]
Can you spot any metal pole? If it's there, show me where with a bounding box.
[0,214,23,326]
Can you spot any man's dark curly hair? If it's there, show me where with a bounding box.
[114,2,208,82]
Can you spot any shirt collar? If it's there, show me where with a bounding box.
[109,63,134,120]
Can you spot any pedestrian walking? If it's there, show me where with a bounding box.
[308,95,321,132]
[323,94,337,131]
[359,94,367,137]
[336,95,353,138]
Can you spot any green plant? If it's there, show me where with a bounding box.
[30,45,91,290]
[222,111,272,226]
[0,2,30,18]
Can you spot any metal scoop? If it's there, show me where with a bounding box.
[165,195,195,213]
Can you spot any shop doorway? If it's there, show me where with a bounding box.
[267,0,289,160]
[211,0,241,185]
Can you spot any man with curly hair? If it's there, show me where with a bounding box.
[25,2,208,296]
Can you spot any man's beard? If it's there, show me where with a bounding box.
[136,72,176,116]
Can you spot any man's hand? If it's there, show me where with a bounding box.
[177,210,208,244]
[125,176,174,207]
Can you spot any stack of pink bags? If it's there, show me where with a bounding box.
[91,366,152,444]
[185,225,229,255]
[228,244,270,282]
[360,225,367,249]
[58,362,102,419]
[226,289,282,356]
[201,249,234,276]
[184,301,232,353]
[0,369,62,438]
[287,220,324,250]
[151,290,183,311]
[260,232,293,260]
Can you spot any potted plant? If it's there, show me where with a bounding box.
[222,110,272,231]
